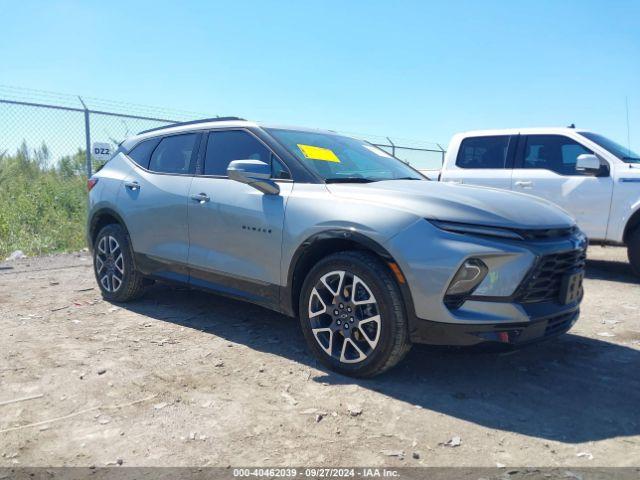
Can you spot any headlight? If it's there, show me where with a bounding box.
[444,258,489,309]
[428,219,524,240]
[446,258,489,296]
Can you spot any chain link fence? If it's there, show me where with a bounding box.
[0,86,445,174]
[346,132,445,171]
[1,85,214,178]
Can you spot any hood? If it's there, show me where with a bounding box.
[326,180,575,229]
[624,163,640,170]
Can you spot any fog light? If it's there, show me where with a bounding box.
[446,258,489,296]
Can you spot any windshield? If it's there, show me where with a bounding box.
[580,132,640,164]
[266,128,425,182]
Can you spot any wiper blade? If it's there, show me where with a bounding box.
[324,177,376,183]
[391,176,422,180]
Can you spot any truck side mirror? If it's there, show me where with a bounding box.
[576,154,602,175]
[227,159,280,195]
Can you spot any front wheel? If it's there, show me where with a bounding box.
[628,227,640,276]
[299,251,411,378]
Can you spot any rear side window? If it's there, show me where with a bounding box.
[522,135,593,175]
[148,133,198,174]
[456,136,510,169]
[128,138,160,169]
[204,130,272,176]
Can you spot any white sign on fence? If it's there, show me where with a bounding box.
[92,142,113,161]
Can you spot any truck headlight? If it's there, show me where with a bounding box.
[445,258,489,298]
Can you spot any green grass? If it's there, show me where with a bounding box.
[0,144,89,258]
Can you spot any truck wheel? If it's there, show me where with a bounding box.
[93,224,146,302]
[299,251,412,378]
[628,227,640,276]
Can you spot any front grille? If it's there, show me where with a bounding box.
[544,310,578,336]
[517,249,586,303]
[513,225,578,240]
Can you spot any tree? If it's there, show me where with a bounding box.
[58,148,87,178]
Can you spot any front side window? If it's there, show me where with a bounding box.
[204,130,275,176]
[456,136,510,169]
[522,135,593,175]
[271,156,291,179]
[148,134,198,174]
[265,128,423,182]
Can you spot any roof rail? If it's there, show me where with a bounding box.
[138,116,247,135]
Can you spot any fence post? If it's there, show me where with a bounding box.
[436,143,445,165]
[78,96,92,177]
[386,137,396,157]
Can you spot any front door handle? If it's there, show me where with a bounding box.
[190,193,210,204]
[514,181,533,189]
[124,181,140,191]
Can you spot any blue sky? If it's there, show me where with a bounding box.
[1,0,639,151]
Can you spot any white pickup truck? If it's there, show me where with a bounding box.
[426,128,640,274]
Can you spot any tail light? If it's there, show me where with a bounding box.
[87,178,99,191]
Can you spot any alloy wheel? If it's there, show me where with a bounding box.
[308,270,381,363]
[95,235,124,293]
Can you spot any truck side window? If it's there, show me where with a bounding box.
[456,136,510,169]
[522,135,593,176]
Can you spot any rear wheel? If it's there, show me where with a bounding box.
[299,251,411,378]
[628,227,640,276]
[93,224,145,302]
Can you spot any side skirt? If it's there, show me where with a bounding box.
[134,253,283,313]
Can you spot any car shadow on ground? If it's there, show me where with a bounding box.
[120,284,640,445]
[585,256,639,285]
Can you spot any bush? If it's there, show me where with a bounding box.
[0,143,88,258]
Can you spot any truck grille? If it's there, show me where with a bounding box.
[517,249,586,303]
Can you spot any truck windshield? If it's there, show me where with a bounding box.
[265,128,425,182]
[580,132,640,164]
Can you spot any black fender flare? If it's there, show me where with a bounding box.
[281,229,417,326]
[88,207,128,248]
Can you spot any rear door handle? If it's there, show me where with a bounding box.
[190,193,210,204]
[445,179,463,184]
[514,181,533,188]
[124,181,140,191]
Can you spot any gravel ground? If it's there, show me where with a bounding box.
[0,246,638,468]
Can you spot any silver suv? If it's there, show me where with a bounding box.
[88,118,587,377]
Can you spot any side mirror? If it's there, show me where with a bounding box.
[227,159,280,195]
[576,154,601,174]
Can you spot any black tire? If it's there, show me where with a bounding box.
[299,251,411,378]
[628,227,640,276]
[93,223,146,302]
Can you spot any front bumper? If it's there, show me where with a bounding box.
[409,301,580,346]
[385,219,587,346]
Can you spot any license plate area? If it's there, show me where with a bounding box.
[559,269,584,305]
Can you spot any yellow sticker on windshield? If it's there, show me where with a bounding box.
[297,144,340,163]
